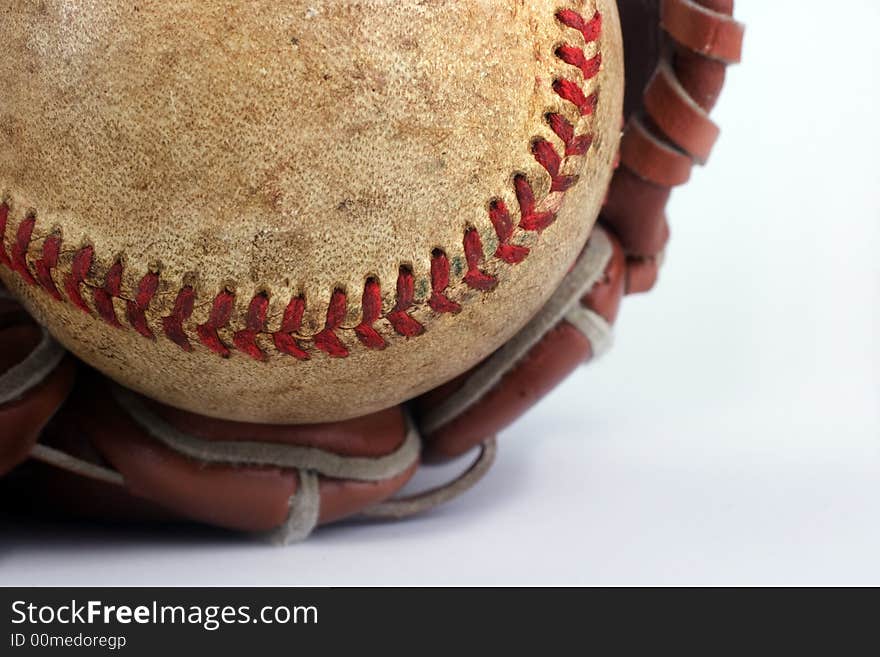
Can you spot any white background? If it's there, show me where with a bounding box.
[2,0,878,585]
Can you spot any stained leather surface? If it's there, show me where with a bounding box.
[0,0,624,425]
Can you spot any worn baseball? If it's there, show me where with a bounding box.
[0,1,623,423]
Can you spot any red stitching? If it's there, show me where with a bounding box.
[273,295,310,360]
[162,286,195,352]
[233,293,269,361]
[546,113,594,157]
[387,267,425,337]
[462,228,497,291]
[94,260,123,327]
[65,247,94,313]
[197,290,235,357]
[126,273,159,339]
[557,8,602,42]
[34,235,62,300]
[355,278,386,350]
[515,175,557,232]
[0,6,603,361]
[314,289,349,358]
[12,217,37,285]
[489,200,530,264]
[553,78,598,116]
[556,45,602,81]
[428,250,461,314]
[532,139,579,192]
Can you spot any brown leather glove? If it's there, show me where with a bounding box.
[0,285,74,477]
[0,0,743,541]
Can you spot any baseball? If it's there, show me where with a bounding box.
[0,1,623,423]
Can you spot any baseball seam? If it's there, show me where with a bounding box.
[0,6,604,362]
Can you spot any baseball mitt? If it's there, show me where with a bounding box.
[0,0,743,542]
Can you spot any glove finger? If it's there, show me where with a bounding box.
[602,0,743,293]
